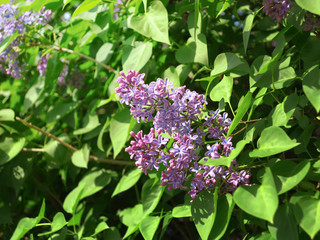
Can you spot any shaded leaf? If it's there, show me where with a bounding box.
[234,168,278,223]
[302,66,320,113]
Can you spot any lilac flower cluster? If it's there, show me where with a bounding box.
[116,70,250,198]
[37,53,84,88]
[262,0,291,22]
[57,59,69,86]
[0,3,51,78]
[113,0,122,20]
[302,12,320,35]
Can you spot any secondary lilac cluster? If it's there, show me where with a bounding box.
[262,0,291,22]
[0,3,51,78]
[113,0,122,20]
[37,53,50,76]
[302,12,320,35]
[116,70,250,198]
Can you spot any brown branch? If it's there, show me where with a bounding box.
[29,43,117,74]
[17,117,135,166]
[240,118,263,124]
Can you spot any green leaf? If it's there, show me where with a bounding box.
[129,1,170,44]
[209,75,233,103]
[23,81,44,114]
[71,144,90,168]
[209,194,235,240]
[103,227,122,240]
[295,0,320,15]
[97,117,110,152]
[253,66,296,89]
[118,204,143,238]
[160,213,173,239]
[291,195,320,239]
[51,212,67,232]
[163,66,180,88]
[112,168,142,197]
[172,205,192,218]
[0,109,15,121]
[0,137,25,165]
[47,102,79,123]
[216,0,235,17]
[139,216,161,240]
[96,43,113,64]
[211,53,243,77]
[271,160,310,195]
[268,204,299,240]
[227,92,253,136]
[302,66,320,113]
[0,31,20,54]
[73,113,100,135]
[249,126,300,158]
[141,179,164,216]
[254,49,283,76]
[110,108,133,158]
[72,0,100,18]
[122,42,153,74]
[63,0,72,8]
[175,34,208,66]
[92,221,109,236]
[269,93,298,127]
[10,199,45,240]
[63,169,111,213]
[191,190,217,240]
[243,14,255,54]
[233,168,278,223]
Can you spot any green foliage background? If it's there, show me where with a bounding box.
[0,0,320,239]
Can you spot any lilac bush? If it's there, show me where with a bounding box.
[116,70,250,198]
[0,3,51,78]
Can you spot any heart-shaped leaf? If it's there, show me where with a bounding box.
[291,194,320,239]
[211,52,243,77]
[175,34,208,66]
[268,204,299,240]
[139,216,161,240]
[191,190,217,240]
[129,1,170,44]
[302,66,320,113]
[249,126,300,158]
[295,0,320,15]
[209,75,233,103]
[271,160,310,195]
[233,167,278,223]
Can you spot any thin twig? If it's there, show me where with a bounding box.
[17,116,78,152]
[232,126,247,137]
[29,43,117,74]
[22,147,45,152]
[16,117,135,166]
[240,118,263,124]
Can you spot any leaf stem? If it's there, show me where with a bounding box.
[16,117,135,166]
[28,43,117,74]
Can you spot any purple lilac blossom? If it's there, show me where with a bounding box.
[57,59,69,87]
[0,3,51,78]
[117,70,250,198]
[262,0,291,22]
[113,0,122,20]
[37,53,50,76]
